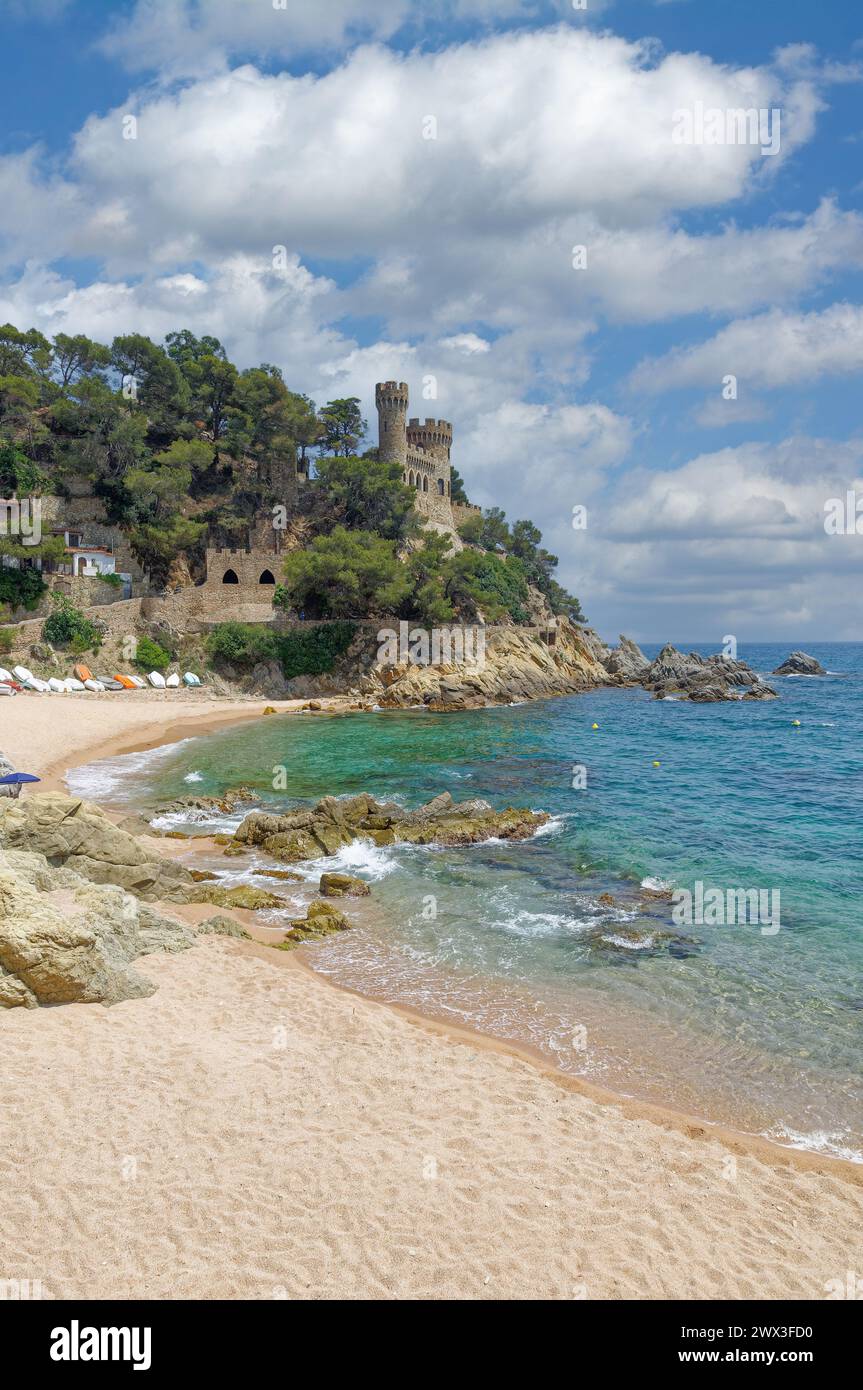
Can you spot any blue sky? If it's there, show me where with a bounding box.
[1,0,862,640]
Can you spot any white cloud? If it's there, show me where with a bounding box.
[573,437,863,639]
[630,302,863,393]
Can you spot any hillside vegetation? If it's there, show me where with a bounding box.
[0,322,583,626]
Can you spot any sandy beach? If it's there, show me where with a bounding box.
[2,694,862,1300]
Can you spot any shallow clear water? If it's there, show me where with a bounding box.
[71,642,863,1160]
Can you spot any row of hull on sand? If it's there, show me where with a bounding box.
[0,664,202,694]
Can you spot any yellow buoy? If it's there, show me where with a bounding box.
[653,760,661,767]
[791,720,801,727]
[591,723,599,730]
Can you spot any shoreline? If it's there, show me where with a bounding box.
[10,694,859,1187]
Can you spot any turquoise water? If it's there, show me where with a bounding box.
[72,642,863,1160]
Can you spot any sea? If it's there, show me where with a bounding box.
[69,642,863,1163]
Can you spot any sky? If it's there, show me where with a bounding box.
[1,0,861,642]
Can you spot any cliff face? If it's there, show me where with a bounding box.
[359,619,612,709]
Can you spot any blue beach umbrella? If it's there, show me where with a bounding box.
[0,773,41,785]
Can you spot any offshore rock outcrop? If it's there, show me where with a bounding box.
[592,639,776,702]
[234,791,549,863]
[772,651,826,676]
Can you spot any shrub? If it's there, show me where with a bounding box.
[273,621,356,678]
[133,635,171,671]
[206,620,357,679]
[98,571,125,589]
[0,565,46,612]
[42,593,101,651]
[206,622,275,671]
[0,626,13,655]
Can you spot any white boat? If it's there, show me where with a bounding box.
[0,684,15,697]
[83,679,104,693]
[183,671,201,686]
[48,677,67,693]
[13,665,33,683]
[66,678,86,691]
[129,675,147,688]
[148,672,166,689]
[165,673,181,688]
[25,677,51,692]
[0,667,12,683]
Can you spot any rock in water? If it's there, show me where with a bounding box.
[602,635,650,681]
[233,792,549,863]
[319,872,371,898]
[772,651,826,676]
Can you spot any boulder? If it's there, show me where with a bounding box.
[0,859,195,1008]
[772,651,826,676]
[279,899,351,947]
[0,794,194,901]
[319,872,371,898]
[196,915,251,939]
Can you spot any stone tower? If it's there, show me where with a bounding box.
[375,381,409,471]
[375,381,455,531]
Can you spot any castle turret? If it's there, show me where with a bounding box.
[376,381,409,471]
[406,418,452,464]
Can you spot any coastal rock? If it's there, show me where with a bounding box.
[772,651,826,676]
[0,860,194,1008]
[602,635,650,682]
[370,618,611,709]
[644,645,775,702]
[319,872,371,898]
[233,792,549,863]
[0,750,17,799]
[196,915,251,939]
[150,787,257,819]
[189,883,288,910]
[279,899,351,947]
[0,794,194,901]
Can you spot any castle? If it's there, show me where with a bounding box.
[376,381,456,532]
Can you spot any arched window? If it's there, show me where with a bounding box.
[423,476,429,492]
[259,570,276,585]
[437,478,445,495]
[222,569,239,585]
[408,471,414,487]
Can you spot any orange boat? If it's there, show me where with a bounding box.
[114,674,137,689]
[74,663,93,682]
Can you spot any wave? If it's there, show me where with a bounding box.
[67,738,193,802]
[184,771,204,783]
[641,874,673,891]
[762,1126,863,1166]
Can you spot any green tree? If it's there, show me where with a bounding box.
[441,550,529,623]
[449,466,468,505]
[277,527,410,618]
[317,397,366,457]
[314,454,418,541]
